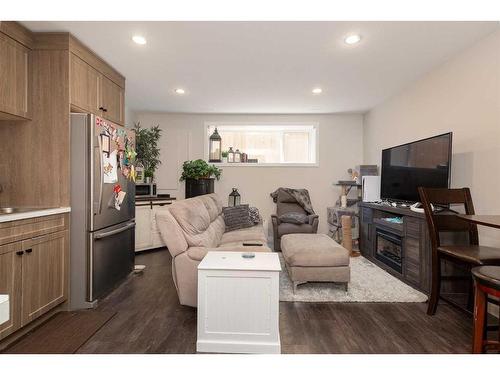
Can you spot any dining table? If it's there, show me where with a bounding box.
[456,215,500,229]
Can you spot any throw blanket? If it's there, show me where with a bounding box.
[270,188,315,214]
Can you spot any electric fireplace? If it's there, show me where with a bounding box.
[375,228,403,273]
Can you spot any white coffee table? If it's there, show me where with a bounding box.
[0,295,9,325]
[197,251,281,354]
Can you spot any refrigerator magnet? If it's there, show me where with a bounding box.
[101,134,110,154]
[114,190,127,211]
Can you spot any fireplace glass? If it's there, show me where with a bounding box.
[375,229,403,273]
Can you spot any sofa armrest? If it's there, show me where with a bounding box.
[186,247,220,261]
[308,214,319,232]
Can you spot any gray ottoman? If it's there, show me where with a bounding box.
[281,233,350,292]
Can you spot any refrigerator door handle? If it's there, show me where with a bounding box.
[97,134,104,215]
[94,222,136,240]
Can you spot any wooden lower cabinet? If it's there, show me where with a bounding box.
[21,231,68,325]
[0,215,69,342]
[0,242,23,340]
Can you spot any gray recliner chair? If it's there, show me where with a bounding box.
[271,189,319,251]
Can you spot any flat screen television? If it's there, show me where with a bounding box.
[381,132,452,203]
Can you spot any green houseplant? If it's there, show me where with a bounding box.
[180,159,222,198]
[134,122,162,181]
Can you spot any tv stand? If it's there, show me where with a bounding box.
[359,202,469,296]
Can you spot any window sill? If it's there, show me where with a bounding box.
[209,162,319,168]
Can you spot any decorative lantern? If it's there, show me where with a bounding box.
[228,188,241,207]
[208,128,222,162]
[227,147,235,163]
[234,149,241,163]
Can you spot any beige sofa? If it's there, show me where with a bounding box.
[156,193,271,307]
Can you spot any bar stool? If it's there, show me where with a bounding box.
[471,266,500,353]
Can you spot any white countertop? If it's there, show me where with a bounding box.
[198,251,281,272]
[0,207,71,223]
[0,295,9,325]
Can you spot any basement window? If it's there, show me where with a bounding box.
[206,123,318,166]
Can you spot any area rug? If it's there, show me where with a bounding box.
[2,310,115,354]
[279,254,428,303]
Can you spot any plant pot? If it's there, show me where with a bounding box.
[222,157,228,163]
[185,178,215,198]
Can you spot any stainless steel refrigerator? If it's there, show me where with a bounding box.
[70,113,136,310]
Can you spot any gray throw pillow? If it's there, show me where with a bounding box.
[279,212,308,225]
[223,205,254,232]
[249,206,262,224]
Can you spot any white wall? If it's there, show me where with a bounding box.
[134,112,364,234]
[364,30,500,245]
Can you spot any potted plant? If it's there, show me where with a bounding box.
[221,150,229,163]
[134,122,162,183]
[180,159,222,198]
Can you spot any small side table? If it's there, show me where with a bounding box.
[197,251,281,354]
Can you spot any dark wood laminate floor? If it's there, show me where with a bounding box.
[77,248,472,354]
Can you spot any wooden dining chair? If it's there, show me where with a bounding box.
[418,187,500,315]
[471,266,500,353]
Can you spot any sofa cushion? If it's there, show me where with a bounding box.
[277,189,297,203]
[222,205,253,232]
[281,234,349,267]
[220,223,267,245]
[169,198,211,235]
[279,212,308,224]
[183,215,225,248]
[277,222,315,237]
[199,194,222,222]
[210,194,224,214]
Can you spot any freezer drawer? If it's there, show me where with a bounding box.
[90,221,135,301]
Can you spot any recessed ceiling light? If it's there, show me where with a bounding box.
[132,35,147,45]
[174,88,186,95]
[312,88,322,95]
[344,34,361,45]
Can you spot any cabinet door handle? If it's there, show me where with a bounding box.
[99,106,104,111]
[25,249,33,254]
[16,250,24,256]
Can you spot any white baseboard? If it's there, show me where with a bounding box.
[197,339,281,354]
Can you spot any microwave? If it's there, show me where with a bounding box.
[136,183,157,197]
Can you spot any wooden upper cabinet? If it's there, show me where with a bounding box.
[0,242,23,340]
[101,75,125,125]
[0,32,31,120]
[70,52,125,125]
[21,231,68,326]
[70,53,100,114]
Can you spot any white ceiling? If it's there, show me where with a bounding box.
[23,21,499,114]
